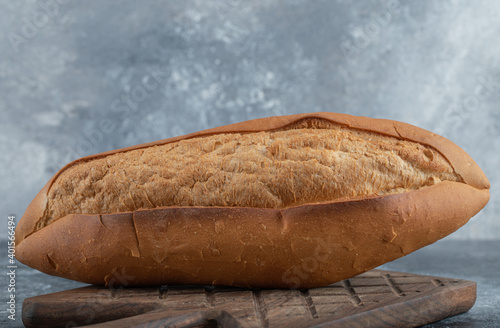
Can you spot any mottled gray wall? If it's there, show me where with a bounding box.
[1,0,498,239]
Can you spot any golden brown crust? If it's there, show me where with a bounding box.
[15,112,490,288]
[16,181,489,288]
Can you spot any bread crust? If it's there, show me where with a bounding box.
[15,112,490,288]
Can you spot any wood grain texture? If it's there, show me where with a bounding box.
[22,270,476,328]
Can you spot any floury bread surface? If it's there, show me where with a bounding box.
[16,113,490,288]
[42,122,460,228]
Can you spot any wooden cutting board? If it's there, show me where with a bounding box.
[22,269,476,328]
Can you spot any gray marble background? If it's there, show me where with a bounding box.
[1,0,498,239]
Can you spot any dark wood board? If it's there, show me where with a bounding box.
[22,269,476,328]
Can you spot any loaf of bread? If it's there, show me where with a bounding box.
[15,112,490,288]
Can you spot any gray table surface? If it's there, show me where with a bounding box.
[1,239,499,327]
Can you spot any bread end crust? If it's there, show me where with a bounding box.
[16,180,51,244]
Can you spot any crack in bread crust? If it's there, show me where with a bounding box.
[41,119,460,228]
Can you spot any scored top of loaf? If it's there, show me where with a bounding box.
[40,118,460,228]
[19,112,489,242]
